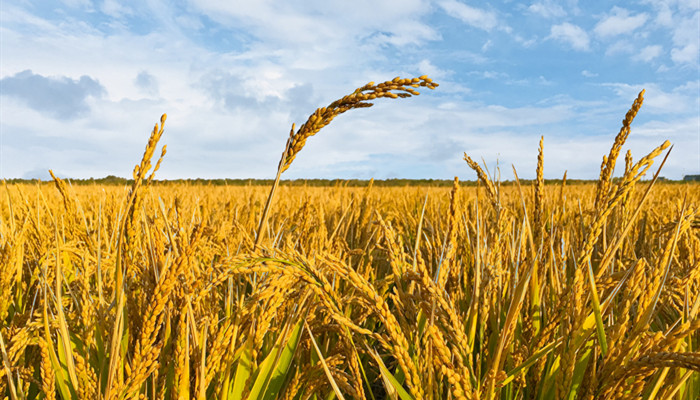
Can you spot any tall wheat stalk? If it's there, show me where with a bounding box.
[254,76,438,248]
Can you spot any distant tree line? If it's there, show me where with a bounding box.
[3,175,697,187]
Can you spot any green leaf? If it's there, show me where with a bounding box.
[368,348,415,400]
[43,294,77,400]
[262,319,304,400]
[230,335,254,399]
[241,317,304,400]
[567,343,593,400]
[586,261,608,356]
[501,338,561,386]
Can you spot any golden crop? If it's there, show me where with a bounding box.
[0,78,698,399]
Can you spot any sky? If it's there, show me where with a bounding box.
[1,0,699,181]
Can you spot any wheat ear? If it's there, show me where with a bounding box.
[595,89,644,210]
[254,76,438,248]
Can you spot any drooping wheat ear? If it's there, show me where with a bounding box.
[280,76,438,173]
[595,90,644,210]
[254,76,438,248]
[463,153,498,212]
[48,170,77,221]
[607,352,700,389]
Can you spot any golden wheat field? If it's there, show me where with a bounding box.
[1,77,699,399]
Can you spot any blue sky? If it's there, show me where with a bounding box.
[1,0,698,180]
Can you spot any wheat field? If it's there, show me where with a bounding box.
[1,77,698,399]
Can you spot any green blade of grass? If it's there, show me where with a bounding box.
[262,317,304,400]
[500,337,562,386]
[54,242,79,391]
[230,334,254,399]
[567,343,593,400]
[586,261,608,356]
[246,317,304,400]
[368,347,415,400]
[43,288,77,400]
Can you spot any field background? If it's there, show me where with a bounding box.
[3,2,699,398]
[1,175,698,399]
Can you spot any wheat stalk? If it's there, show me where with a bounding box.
[254,76,438,248]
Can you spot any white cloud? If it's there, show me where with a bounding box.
[603,81,700,115]
[101,0,134,18]
[370,21,441,47]
[478,70,509,80]
[190,0,437,47]
[513,35,537,48]
[604,39,635,57]
[594,7,648,38]
[415,59,451,80]
[624,116,700,178]
[638,2,697,65]
[61,0,93,9]
[634,45,663,62]
[652,2,674,27]
[581,70,598,77]
[438,0,501,31]
[670,11,700,65]
[527,1,566,18]
[671,44,699,64]
[549,22,590,51]
[672,0,700,12]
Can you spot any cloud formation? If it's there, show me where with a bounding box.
[669,11,699,64]
[438,0,501,31]
[134,71,159,96]
[594,7,648,37]
[634,45,663,62]
[526,1,567,19]
[1,70,105,119]
[0,1,697,180]
[549,22,590,51]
